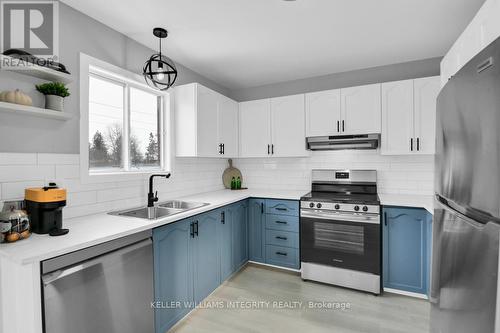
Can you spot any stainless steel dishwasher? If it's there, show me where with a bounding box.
[41,230,154,333]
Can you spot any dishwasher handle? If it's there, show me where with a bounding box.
[42,238,152,286]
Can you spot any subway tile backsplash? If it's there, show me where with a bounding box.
[233,150,434,195]
[0,153,228,219]
[0,150,433,219]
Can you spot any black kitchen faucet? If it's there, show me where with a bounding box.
[148,174,171,207]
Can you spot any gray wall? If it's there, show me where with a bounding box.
[229,57,441,102]
[0,3,230,154]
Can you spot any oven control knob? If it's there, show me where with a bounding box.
[354,205,360,211]
[334,204,340,210]
[316,203,322,209]
[362,206,368,212]
[309,202,315,208]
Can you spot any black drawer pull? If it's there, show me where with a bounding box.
[275,236,288,240]
[275,207,288,211]
[276,252,288,256]
[275,221,288,224]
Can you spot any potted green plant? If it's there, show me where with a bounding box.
[35,82,70,112]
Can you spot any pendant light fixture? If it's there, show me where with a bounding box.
[143,27,178,91]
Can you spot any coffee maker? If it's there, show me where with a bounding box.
[25,183,69,236]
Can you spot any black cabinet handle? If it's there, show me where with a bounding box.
[222,143,225,155]
[267,144,270,155]
[276,236,288,240]
[342,120,345,132]
[384,212,387,226]
[190,222,195,238]
[261,202,264,214]
[218,144,222,154]
[417,138,420,151]
[275,221,288,224]
[275,207,287,211]
[271,144,274,154]
[194,221,199,237]
[276,252,288,256]
[410,138,414,151]
[337,120,340,133]
[221,211,225,224]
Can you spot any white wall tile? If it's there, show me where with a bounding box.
[67,191,97,207]
[0,153,37,165]
[55,165,80,179]
[0,151,433,219]
[1,181,45,200]
[38,153,79,165]
[0,165,55,182]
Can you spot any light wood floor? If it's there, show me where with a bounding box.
[170,264,430,333]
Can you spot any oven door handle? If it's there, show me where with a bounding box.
[300,210,380,225]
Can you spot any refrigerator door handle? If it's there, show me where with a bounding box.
[436,194,496,228]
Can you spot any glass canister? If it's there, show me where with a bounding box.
[0,204,31,243]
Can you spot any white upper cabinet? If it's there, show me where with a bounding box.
[271,94,307,157]
[441,0,500,86]
[381,76,440,155]
[381,79,414,155]
[239,95,308,158]
[218,95,239,158]
[340,84,381,135]
[196,85,219,157]
[305,89,341,136]
[174,83,239,158]
[413,76,440,155]
[239,99,271,158]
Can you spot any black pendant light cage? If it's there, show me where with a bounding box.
[143,28,178,91]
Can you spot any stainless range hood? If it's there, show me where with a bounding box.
[306,134,380,151]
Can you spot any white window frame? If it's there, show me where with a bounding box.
[80,53,172,183]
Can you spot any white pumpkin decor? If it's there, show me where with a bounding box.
[0,89,33,106]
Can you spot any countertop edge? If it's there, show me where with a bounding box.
[1,190,434,265]
[0,190,304,265]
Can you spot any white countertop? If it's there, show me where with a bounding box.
[0,189,433,265]
[379,194,434,214]
[0,189,305,265]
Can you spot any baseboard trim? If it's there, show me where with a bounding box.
[384,287,429,300]
[247,261,300,275]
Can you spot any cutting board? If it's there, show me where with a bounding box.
[222,159,242,189]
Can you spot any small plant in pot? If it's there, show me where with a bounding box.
[35,82,70,112]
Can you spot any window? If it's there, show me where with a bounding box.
[80,54,170,182]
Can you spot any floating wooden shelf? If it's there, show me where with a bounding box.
[0,55,73,83]
[0,101,72,120]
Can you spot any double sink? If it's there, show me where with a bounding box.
[110,200,210,220]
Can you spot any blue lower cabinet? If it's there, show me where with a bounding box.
[265,245,299,269]
[248,199,266,263]
[383,206,432,295]
[265,199,299,216]
[218,209,233,281]
[153,198,299,332]
[192,211,220,303]
[153,210,223,333]
[266,229,299,248]
[265,214,299,232]
[232,201,248,270]
[153,219,193,333]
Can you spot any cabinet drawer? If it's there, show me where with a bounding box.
[265,214,299,232]
[265,199,299,216]
[266,230,299,248]
[265,245,299,269]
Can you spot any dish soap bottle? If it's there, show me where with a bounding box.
[231,177,236,190]
[236,176,241,189]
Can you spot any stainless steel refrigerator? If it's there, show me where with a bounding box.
[431,36,500,333]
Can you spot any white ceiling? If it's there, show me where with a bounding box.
[61,0,485,90]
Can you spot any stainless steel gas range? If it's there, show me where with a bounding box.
[300,169,381,294]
